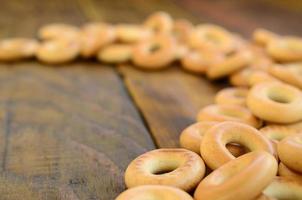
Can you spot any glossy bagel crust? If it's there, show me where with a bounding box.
[278,133,302,173]
[247,82,302,123]
[115,185,194,200]
[200,121,275,169]
[124,148,206,191]
[194,151,278,200]
[278,162,302,182]
[215,87,248,106]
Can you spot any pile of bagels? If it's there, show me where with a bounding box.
[0,11,302,200]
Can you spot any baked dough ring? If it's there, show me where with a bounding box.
[267,36,302,62]
[188,24,236,53]
[80,23,116,57]
[124,148,205,191]
[269,63,302,89]
[0,38,39,61]
[36,39,80,64]
[252,28,279,47]
[194,151,277,200]
[248,70,280,87]
[263,177,302,200]
[278,133,302,173]
[215,87,248,106]
[172,19,193,43]
[179,121,245,157]
[144,11,173,33]
[115,185,193,200]
[197,104,262,128]
[207,48,252,80]
[247,82,302,123]
[229,68,255,87]
[200,122,275,169]
[132,34,176,69]
[279,162,302,182]
[97,44,132,64]
[116,24,151,43]
[38,23,79,40]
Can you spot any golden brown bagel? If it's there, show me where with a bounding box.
[279,162,302,182]
[215,87,248,106]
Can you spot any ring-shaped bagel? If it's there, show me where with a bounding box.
[144,11,173,33]
[124,148,206,191]
[247,82,302,123]
[267,36,302,62]
[132,34,176,69]
[278,162,302,182]
[97,44,132,64]
[215,87,248,106]
[0,38,39,61]
[179,121,245,157]
[263,177,302,200]
[200,121,275,169]
[197,104,262,128]
[194,151,277,200]
[115,185,193,200]
[278,133,302,173]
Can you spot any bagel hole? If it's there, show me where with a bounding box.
[153,168,177,175]
[151,161,180,175]
[267,87,295,104]
[226,143,249,157]
[149,44,161,53]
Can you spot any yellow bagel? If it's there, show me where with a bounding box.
[132,34,176,69]
[248,70,281,87]
[269,62,302,89]
[267,36,302,62]
[200,122,275,169]
[116,24,151,43]
[97,44,133,64]
[229,67,256,87]
[80,22,116,57]
[0,38,39,61]
[279,162,302,182]
[263,177,302,200]
[207,48,252,79]
[194,151,277,200]
[179,121,245,157]
[172,19,193,43]
[278,133,302,173]
[144,11,173,33]
[197,104,262,128]
[115,185,193,200]
[124,148,205,191]
[188,24,236,53]
[38,23,79,40]
[247,82,302,123]
[252,28,279,47]
[215,87,248,106]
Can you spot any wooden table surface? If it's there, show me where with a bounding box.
[0,0,301,199]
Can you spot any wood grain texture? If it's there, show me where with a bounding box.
[119,65,224,147]
[0,63,154,199]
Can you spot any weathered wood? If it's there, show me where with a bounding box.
[119,65,224,147]
[0,63,154,199]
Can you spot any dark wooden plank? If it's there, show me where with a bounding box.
[0,0,155,199]
[119,65,223,147]
[0,63,154,199]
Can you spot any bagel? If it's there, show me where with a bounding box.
[268,62,302,89]
[197,104,262,128]
[80,22,116,57]
[215,87,248,106]
[263,177,302,200]
[172,19,193,43]
[116,24,151,43]
[38,23,79,40]
[97,44,132,64]
[279,162,302,182]
[36,39,80,64]
[124,148,205,191]
[200,121,275,169]
[0,38,39,61]
[248,70,281,87]
[132,34,176,69]
[179,121,245,157]
[188,24,236,53]
[229,67,256,87]
[194,151,277,200]
[115,185,193,200]
[144,11,173,33]
[252,28,279,46]
[207,48,252,79]
[278,133,302,173]
[247,82,302,123]
[267,36,302,62]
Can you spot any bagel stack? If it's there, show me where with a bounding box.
[0,11,302,200]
